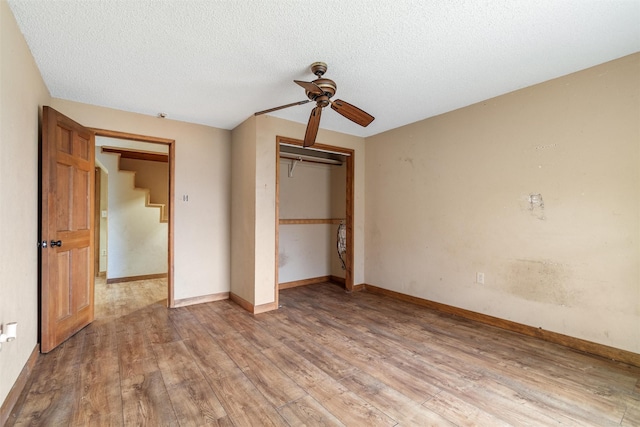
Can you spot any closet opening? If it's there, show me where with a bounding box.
[275,136,355,306]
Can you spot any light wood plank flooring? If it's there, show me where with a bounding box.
[6,279,640,426]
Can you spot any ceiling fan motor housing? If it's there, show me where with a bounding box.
[306,78,337,106]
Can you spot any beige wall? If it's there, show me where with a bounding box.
[0,0,51,406]
[365,53,640,353]
[49,99,232,301]
[279,160,334,218]
[279,224,333,282]
[230,116,258,304]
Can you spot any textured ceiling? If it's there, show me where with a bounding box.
[8,0,640,138]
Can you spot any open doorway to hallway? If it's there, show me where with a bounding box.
[94,136,171,310]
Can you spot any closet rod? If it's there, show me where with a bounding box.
[279,152,342,165]
[280,143,351,157]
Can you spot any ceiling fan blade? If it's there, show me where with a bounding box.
[294,80,324,96]
[304,106,322,147]
[254,99,310,116]
[330,99,375,127]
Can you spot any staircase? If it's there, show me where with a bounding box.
[118,167,168,223]
[146,197,168,223]
[103,148,169,223]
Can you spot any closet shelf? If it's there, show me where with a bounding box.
[279,218,345,225]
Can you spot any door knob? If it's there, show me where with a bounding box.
[50,240,62,247]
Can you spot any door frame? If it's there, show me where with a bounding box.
[94,167,102,276]
[90,128,176,307]
[275,135,355,306]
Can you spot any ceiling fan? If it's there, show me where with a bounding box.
[255,62,375,147]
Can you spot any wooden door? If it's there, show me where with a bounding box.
[41,106,95,353]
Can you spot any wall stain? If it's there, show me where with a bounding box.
[506,259,574,306]
[279,252,289,267]
[529,193,545,220]
[400,157,414,168]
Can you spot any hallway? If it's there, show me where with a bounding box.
[94,276,167,320]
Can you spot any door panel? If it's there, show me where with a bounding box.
[74,246,90,309]
[56,252,71,319]
[41,106,95,353]
[73,168,90,229]
[56,164,72,230]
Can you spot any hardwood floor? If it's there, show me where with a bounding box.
[6,279,640,426]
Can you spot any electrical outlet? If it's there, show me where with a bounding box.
[476,272,485,284]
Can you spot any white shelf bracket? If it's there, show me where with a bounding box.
[288,158,301,178]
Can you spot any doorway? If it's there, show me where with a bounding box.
[91,128,176,307]
[275,136,355,305]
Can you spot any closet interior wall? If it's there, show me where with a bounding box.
[278,155,346,285]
